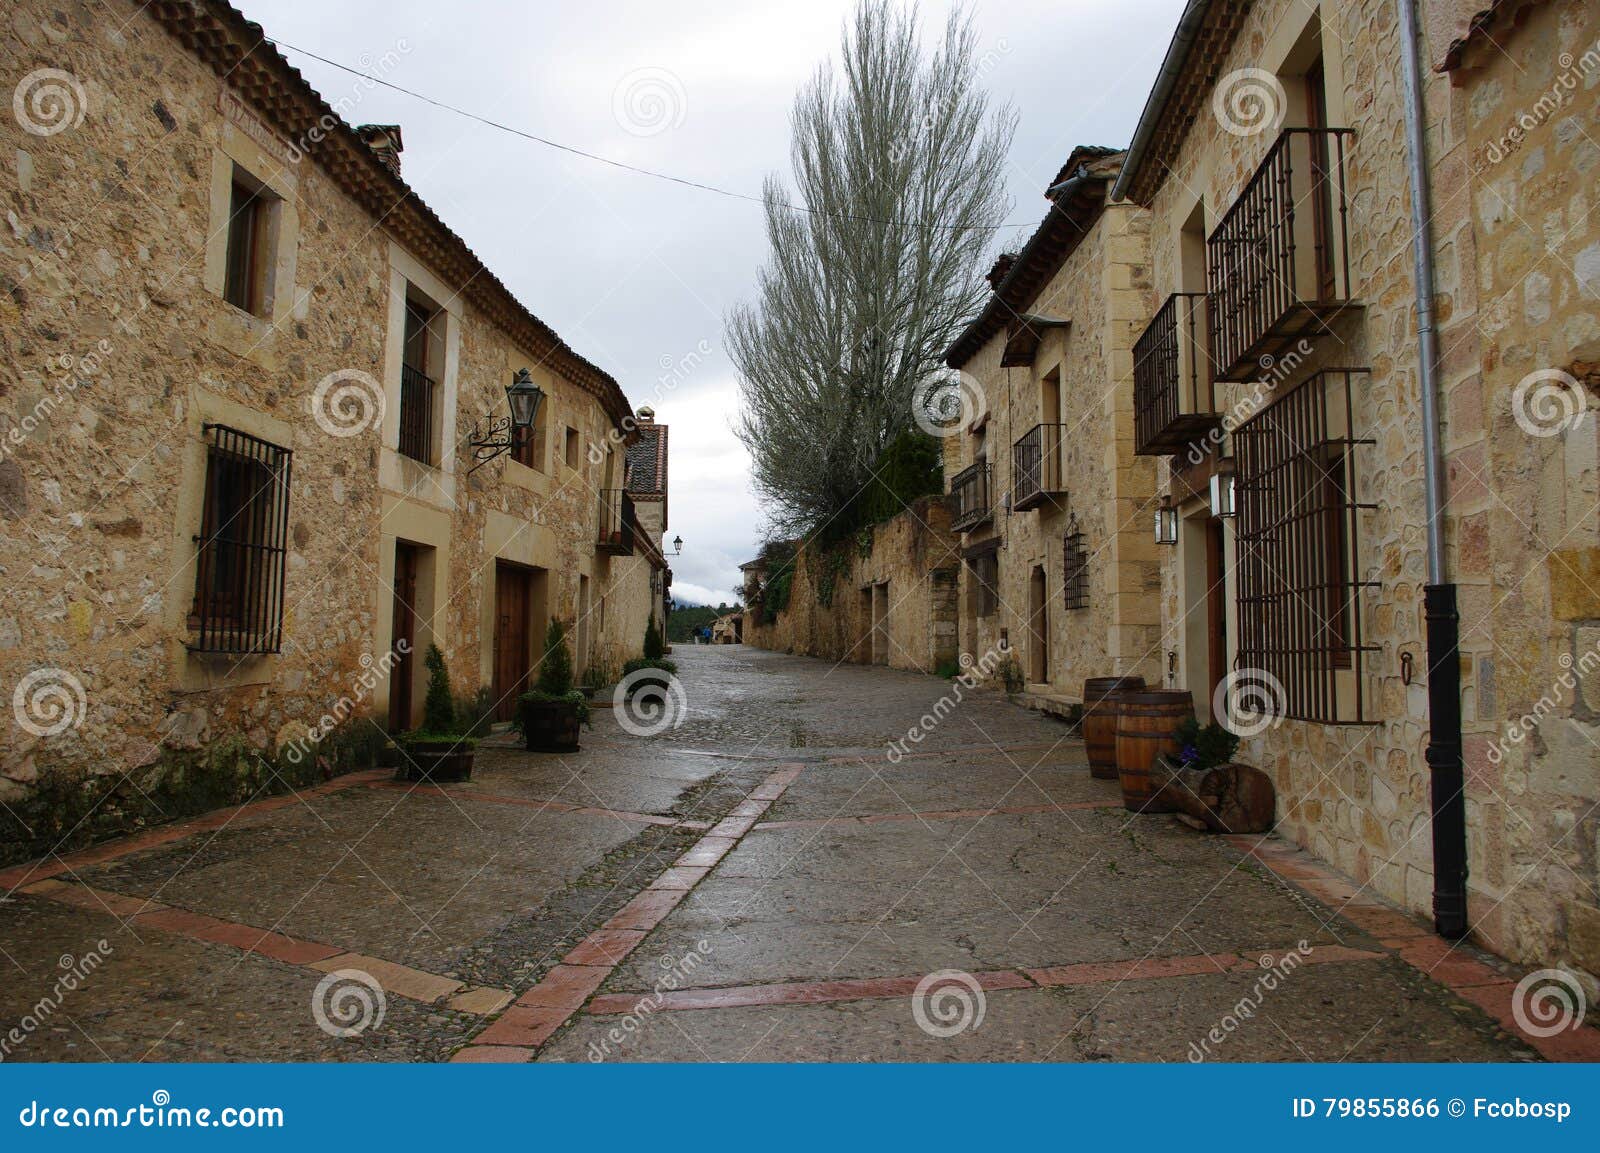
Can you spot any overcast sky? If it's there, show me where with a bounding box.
[236,0,1187,607]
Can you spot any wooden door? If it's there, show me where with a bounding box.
[1028,566,1048,684]
[1206,520,1229,711]
[492,562,532,723]
[388,542,420,731]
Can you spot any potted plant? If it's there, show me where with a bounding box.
[620,620,677,698]
[395,644,476,782]
[1151,716,1275,833]
[514,619,591,753]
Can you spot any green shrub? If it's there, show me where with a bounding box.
[644,618,665,660]
[934,659,960,680]
[997,654,1025,694]
[536,619,575,696]
[421,644,457,735]
[1172,716,1240,771]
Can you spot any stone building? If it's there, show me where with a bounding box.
[741,496,961,673]
[0,0,661,862]
[1113,0,1600,982]
[624,406,672,642]
[942,147,1164,705]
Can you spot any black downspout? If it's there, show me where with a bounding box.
[1398,0,1468,939]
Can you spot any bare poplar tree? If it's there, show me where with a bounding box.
[728,0,1015,538]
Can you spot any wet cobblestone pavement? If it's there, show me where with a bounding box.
[2,645,1591,1062]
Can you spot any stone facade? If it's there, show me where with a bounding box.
[1119,0,1600,984]
[743,496,961,674]
[944,150,1164,702]
[0,0,661,862]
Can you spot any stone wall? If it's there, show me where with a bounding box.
[1139,0,1600,984]
[0,0,655,863]
[744,497,961,674]
[949,194,1164,700]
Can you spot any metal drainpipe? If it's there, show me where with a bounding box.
[1397,0,1467,939]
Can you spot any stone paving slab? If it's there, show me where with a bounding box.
[74,788,640,975]
[543,959,1538,1063]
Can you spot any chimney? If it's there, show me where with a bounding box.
[355,124,403,178]
[635,405,656,425]
[986,252,1017,290]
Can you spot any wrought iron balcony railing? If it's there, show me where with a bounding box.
[1206,128,1358,383]
[1133,292,1219,456]
[597,488,636,556]
[398,362,436,464]
[948,460,993,533]
[1011,423,1068,513]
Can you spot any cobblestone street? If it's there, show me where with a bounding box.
[2,645,1593,1063]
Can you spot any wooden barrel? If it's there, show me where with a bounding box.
[1082,676,1145,780]
[1114,690,1194,812]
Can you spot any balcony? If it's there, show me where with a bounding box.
[948,460,993,533]
[1207,128,1359,384]
[597,488,636,556]
[1011,424,1068,513]
[1133,292,1219,456]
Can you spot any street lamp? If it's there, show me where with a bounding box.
[468,368,546,474]
[671,535,683,555]
[1208,470,1237,519]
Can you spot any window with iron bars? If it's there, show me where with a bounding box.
[1063,515,1088,611]
[189,424,292,655]
[1232,368,1378,723]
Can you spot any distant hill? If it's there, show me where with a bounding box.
[668,602,741,643]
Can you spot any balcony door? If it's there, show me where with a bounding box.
[1305,58,1337,304]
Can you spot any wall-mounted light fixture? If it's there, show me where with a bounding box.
[1154,495,1178,545]
[671,535,683,556]
[467,368,546,474]
[1208,469,1237,519]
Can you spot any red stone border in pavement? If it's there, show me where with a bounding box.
[1225,833,1600,1062]
[754,799,1122,830]
[450,764,807,1062]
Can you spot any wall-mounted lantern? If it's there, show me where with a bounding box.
[1154,495,1179,545]
[1208,470,1237,519]
[468,368,546,474]
[671,535,683,555]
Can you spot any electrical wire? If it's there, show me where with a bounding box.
[270,38,1042,234]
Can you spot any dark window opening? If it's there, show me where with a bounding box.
[189,424,292,655]
[398,296,438,464]
[223,176,271,315]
